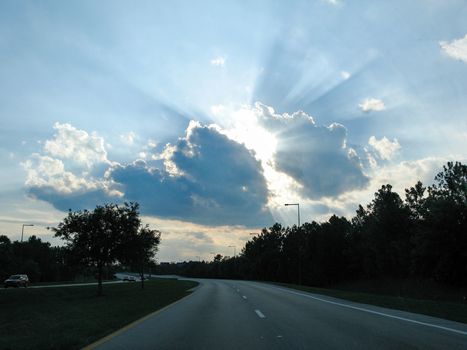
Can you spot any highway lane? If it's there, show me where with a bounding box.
[93,278,467,350]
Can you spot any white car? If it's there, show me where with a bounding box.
[123,275,137,282]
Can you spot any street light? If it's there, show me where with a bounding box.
[228,245,237,276]
[228,245,236,257]
[284,203,300,227]
[285,203,302,285]
[21,224,34,243]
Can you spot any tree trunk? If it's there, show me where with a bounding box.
[97,263,103,296]
[140,262,144,289]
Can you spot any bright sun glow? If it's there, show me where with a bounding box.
[212,104,303,209]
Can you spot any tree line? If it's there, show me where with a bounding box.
[159,161,467,287]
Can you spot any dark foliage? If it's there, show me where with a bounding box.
[0,235,77,283]
[51,202,160,295]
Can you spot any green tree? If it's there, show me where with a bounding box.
[350,185,412,278]
[412,162,467,285]
[119,225,161,289]
[243,223,284,281]
[0,235,14,280]
[52,202,143,295]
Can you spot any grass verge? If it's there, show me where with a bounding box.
[273,282,467,325]
[0,279,198,350]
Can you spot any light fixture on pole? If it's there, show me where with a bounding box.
[228,245,236,257]
[21,224,34,243]
[228,245,237,276]
[284,203,300,227]
[285,203,302,285]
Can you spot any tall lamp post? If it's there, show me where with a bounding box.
[285,203,302,284]
[228,245,236,258]
[21,224,34,243]
[228,245,236,276]
[284,203,300,227]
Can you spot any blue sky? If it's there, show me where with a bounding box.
[1,0,467,261]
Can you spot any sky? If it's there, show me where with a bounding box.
[1,0,467,262]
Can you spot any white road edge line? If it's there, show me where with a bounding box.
[255,309,266,318]
[242,295,248,300]
[272,286,467,336]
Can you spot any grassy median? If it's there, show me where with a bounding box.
[275,281,467,325]
[0,279,198,350]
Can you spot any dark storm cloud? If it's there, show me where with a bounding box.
[109,123,273,226]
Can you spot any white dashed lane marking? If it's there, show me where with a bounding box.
[255,309,266,318]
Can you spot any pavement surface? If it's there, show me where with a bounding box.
[92,278,467,350]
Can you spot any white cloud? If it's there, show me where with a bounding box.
[23,154,100,194]
[120,131,136,145]
[368,136,401,161]
[367,157,456,195]
[24,123,120,200]
[340,71,351,80]
[44,122,109,168]
[147,140,157,149]
[359,98,386,112]
[142,215,255,261]
[319,156,461,221]
[440,34,467,63]
[210,56,226,67]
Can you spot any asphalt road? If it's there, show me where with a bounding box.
[93,278,467,350]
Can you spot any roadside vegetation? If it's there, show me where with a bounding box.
[0,279,198,350]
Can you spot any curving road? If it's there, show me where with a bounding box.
[92,278,467,350]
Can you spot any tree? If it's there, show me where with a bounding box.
[411,162,467,285]
[243,223,284,281]
[120,225,161,289]
[349,185,412,278]
[0,235,14,280]
[52,202,145,295]
[405,181,427,221]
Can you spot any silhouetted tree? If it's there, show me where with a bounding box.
[350,185,412,278]
[119,224,161,289]
[52,202,143,295]
[243,223,284,281]
[412,162,467,285]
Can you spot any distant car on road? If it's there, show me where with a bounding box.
[123,276,137,282]
[4,274,29,288]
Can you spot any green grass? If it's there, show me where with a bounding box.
[0,279,198,350]
[274,281,467,325]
